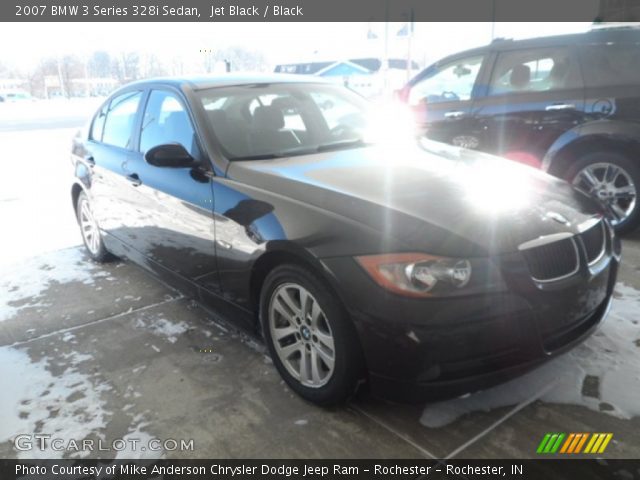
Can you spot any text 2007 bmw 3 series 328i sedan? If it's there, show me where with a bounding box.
[70,75,620,405]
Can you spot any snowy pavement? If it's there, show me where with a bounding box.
[1,124,639,459]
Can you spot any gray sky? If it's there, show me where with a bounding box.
[0,22,591,71]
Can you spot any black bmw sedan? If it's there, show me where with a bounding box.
[71,75,620,405]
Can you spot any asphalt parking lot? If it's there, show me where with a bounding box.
[1,111,639,459]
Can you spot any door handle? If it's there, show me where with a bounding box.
[126,173,142,187]
[545,103,576,111]
[444,110,465,119]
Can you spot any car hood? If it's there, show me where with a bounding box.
[226,141,603,256]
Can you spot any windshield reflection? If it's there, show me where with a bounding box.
[198,83,416,160]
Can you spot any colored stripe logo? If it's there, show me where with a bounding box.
[537,433,613,454]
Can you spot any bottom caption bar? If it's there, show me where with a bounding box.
[4,459,638,480]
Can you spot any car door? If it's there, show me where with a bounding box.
[407,54,486,148]
[578,41,640,123]
[122,88,221,293]
[86,90,144,239]
[471,46,585,168]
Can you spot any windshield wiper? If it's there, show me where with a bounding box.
[228,139,371,161]
[316,138,372,152]
[228,153,286,161]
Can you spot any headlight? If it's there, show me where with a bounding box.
[356,253,503,298]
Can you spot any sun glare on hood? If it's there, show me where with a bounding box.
[363,99,418,147]
[459,159,536,214]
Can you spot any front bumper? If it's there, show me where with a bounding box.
[321,237,620,403]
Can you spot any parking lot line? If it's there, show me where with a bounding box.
[6,295,184,348]
[443,380,559,459]
[348,404,438,459]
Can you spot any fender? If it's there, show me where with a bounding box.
[543,119,640,173]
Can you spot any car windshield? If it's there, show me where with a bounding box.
[196,82,377,160]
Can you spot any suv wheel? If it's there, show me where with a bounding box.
[76,191,113,262]
[567,151,639,234]
[260,264,365,406]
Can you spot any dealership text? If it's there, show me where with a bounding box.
[17,464,365,477]
[14,434,194,453]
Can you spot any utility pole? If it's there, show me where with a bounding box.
[383,1,389,95]
[490,0,496,41]
[56,55,66,98]
[406,8,414,82]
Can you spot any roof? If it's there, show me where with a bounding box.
[275,62,334,75]
[430,27,640,67]
[315,60,371,77]
[490,26,640,50]
[275,57,419,75]
[123,73,332,91]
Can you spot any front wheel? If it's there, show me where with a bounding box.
[76,191,113,262]
[567,151,639,234]
[260,264,365,406]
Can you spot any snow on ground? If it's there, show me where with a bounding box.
[420,283,640,428]
[115,413,165,459]
[0,247,110,322]
[0,128,84,268]
[0,346,110,458]
[133,314,191,344]
[0,343,163,459]
[0,98,101,125]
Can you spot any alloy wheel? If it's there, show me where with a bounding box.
[268,283,335,388]
[79,199,101,255]
[572,162,637,225]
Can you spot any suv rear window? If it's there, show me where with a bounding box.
[489,47,581,95]
[579,43,640,87]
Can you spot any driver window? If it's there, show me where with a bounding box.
[409,56,484,106]
[140,90,198,156]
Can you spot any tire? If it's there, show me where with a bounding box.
[260,264,365,406]
[76,191,113,262]
[566,151,640,235]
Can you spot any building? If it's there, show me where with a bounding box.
[0,78,26,91]
[274,57,420,98]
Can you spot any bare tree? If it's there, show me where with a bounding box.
[140,53,168,78]
[111,51,141,83]
[59,55,84,97]
[0,61,10,78]
[88,51,112,78]
[220,46,269,72]
[25,58,58,98]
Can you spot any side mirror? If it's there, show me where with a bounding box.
[144,143,197,168]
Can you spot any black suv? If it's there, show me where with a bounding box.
[401,26,640,233]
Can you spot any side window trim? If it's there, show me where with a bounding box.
[132,88,151,153]
[89,102,108,143]
[471,51,497,99]
[101,89,144,151]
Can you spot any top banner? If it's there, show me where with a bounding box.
[4,0,640,22]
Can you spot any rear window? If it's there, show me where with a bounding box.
[579,43,640,88]
[488,47,581,95]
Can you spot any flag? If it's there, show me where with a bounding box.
[397,23,409,37]
[367,24,378,39]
